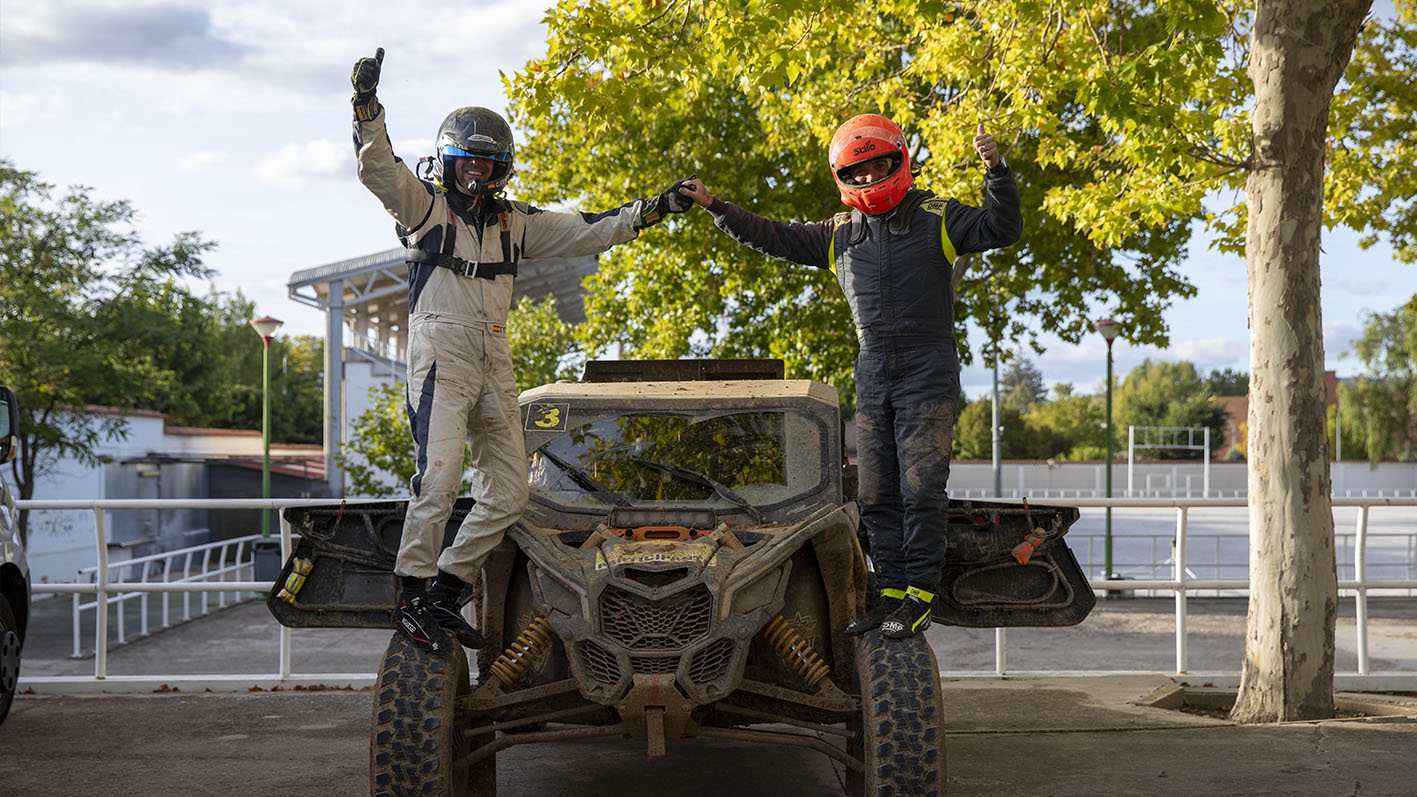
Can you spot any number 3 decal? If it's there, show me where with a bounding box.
[525,402,570,432]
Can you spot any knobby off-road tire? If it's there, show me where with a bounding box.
[371,633,478,796]
[847,630,947,796]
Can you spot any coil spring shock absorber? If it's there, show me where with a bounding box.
[764,615,831,688]
[488,616,554,686]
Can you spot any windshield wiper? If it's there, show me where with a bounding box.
[631,458,766,522]
[536,446,632,507]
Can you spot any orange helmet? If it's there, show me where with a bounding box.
[828,114,913,214]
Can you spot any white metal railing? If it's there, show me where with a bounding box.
[17,498,385,684]
[981,496,1417,685]
[15,495,1417,692]
[1065,531,1417,596]
[70,533,268,658]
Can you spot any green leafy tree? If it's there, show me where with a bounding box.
[953,397,1044,460]
[509,0,1223,398]
[1205,368,1250,397]
[1026,382,1106,459]
[1340,295,1417,464]
[0,161,215,544]
[1000,357,1047,414]
[507,295,585,392]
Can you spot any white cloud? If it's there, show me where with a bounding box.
[175,149,229,172]
[1168,337,1248,369]
[1328,272,1396,296]
[254,139,349,188]
[0,90,62,126]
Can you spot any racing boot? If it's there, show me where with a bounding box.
[392,590,452,655]
[427,572,487,649]
[880,587,933,639]
[845,587,905,636]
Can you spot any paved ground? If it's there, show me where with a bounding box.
[6,594,1417,795]
[4,676,1415,796]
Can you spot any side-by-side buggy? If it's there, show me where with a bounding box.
[268,360,1094,795]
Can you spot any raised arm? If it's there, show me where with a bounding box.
[943,124,1023,255]
[680,178,834,270]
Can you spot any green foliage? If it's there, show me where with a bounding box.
[0,161,212,541]
[1025,382,1106,459]
[1000,357,1047,414]
[1341,294,1417,464]
[953,395,1066,460]
[1204,367,1250,397]
[508,295,585,391]
[507,0,1412,389]
[0,162,325,541]
[509,0,1238,383]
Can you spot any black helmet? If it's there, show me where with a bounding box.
[431,107,515,196]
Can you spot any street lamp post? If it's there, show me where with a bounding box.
[1094,319,1120,586]
[249,316,284,538]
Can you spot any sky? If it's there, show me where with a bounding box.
[2,0,1412,402]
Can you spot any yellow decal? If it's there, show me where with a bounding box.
[525,402,570,432]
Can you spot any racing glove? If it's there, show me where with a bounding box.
[351,47,384,122]
[637,176,696,229]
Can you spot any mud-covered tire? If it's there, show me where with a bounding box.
[370,633,474,796]
[848,630,947,796]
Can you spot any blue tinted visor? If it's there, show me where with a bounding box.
[441,144,510,161]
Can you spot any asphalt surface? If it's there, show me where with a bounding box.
[4,595,1416,795]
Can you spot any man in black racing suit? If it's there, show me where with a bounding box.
[351,48,692,654]
[678,115,1021,638]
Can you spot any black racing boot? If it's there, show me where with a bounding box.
[845,588,905,636]
[393,592,452,654]
[880,587,933,639]
[428,572,487,649]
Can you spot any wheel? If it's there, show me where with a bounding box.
[370,633,478,796]
[0,596,19,725]
[847,630,947,796]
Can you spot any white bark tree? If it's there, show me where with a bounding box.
[1232,0,1373,723]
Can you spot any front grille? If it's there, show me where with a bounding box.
[577,639,621,685]
[687,638,735,685]
[629,655,680,675]
[600,584,713,650]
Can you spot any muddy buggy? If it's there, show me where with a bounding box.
[268,359,1094,796]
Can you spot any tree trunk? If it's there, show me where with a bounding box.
[1232,0,1371,723]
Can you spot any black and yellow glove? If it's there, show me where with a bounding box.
[351,47,384,122]
[637,176,696,229]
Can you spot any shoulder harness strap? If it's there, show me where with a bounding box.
[404,249,517,280]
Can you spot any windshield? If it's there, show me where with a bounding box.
[528,409,825,510]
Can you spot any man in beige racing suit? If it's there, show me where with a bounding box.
[351,48,692,654]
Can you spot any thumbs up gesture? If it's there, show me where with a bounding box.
[973,122,1001,168]
[352,47,385,98]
